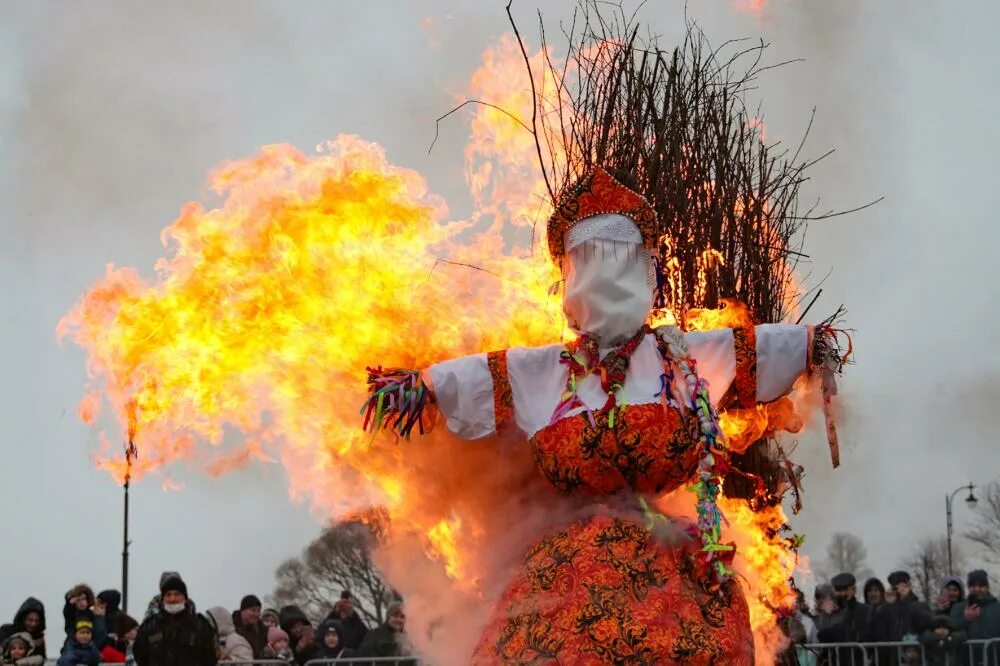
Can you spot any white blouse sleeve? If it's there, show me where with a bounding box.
[683,324,810,406]
[426,353,496,440]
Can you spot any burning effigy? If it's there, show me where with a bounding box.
[59,3,851,664]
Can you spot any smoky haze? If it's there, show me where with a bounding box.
[1,0,998,639]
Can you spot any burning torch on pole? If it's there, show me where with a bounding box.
[122,401,139,614]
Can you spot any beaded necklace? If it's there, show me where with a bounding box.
[549,324,734,588]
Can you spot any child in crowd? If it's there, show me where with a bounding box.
[1,632,44,666]
[57,619,101,666]
[920,616,967,666]
[262,626,293,662]
[318,620,347,659]
[99,614,139,664]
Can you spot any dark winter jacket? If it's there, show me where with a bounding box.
[875,591,934,639]
[817,598,873,643]
[950,592,1000,639]
[56,637,101,666]
[950,593,1000,665]
[277,606,321,666]
[231,610,267,658]
[0,598,47,659]
[920,628,967,666]
[316,620,346,659]
[1,631,44,666]
[133,602,217,666]
[96,591,122,646]
[323,608,369,650]
[356,623,414,664]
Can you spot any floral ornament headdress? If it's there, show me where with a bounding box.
[546,167,658,261]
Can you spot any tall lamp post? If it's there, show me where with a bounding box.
[946,483,978,576]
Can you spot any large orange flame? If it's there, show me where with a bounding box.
[59,33,817,663]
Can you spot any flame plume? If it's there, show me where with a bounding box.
[60,25,822,664]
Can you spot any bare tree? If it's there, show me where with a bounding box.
[966,480,1000,563]
[900,536,967,602]
[821,532,873,582]
[271,508,395,626]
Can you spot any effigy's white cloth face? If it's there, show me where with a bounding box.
[562,214,653,347]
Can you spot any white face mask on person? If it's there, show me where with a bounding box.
[561,214,653,348]
[164,603,186,615]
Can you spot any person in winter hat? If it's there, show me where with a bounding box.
[950,569,1000,665]
[56,619,101,666]
[316,619,347,659]
[205,607,253,663]
[133,574,216,666]
[261,627,292,662]
[232,595,267,658]
[99,613,138,664]
[919,615,966,666]
[1,632,44,666]
[0,599,46,659]
[143,572,186,621]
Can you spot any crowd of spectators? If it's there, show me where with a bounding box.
[0,574,413,665]
[780,568,1000,664]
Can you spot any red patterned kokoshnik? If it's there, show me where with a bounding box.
[546,167,658,261]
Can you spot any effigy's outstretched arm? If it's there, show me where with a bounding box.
[680,322,851,465]
[362,351,510,440]
[680,323,850,406]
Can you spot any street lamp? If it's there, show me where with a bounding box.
[946,483,978,576]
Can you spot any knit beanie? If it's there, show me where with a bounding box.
[160,575,188,598]
[968,569,990,588]
[240,595,262,611]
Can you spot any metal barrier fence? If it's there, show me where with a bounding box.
[799,638,1000,666]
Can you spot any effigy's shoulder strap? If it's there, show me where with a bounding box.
[486,350,514,431]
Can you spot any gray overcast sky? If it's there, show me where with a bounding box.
[2,0,999,631]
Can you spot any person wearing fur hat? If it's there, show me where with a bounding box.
[232,595,267,658]
[99,614,138,664]
[56,619,101,666]
[133,574,216,666]
[261,626,293,662]
[1,632,44,666]
[0,598,46,659]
